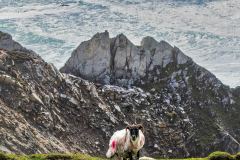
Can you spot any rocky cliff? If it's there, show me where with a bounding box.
[0,31,239,158]
[61,31,190,87]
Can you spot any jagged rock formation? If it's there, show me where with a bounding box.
[0,31,36,54]
[0,31,240,158]
[61,31,190,86]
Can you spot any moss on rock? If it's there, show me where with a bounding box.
[235,152,240,160]
[208,151,234,160]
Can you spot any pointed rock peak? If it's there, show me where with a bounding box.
[111,33,134,49]
[61,30,111,81]
[141,36,158,48]
[141,37,173,51]
[116,33,132,43]
[89,30,110,47]
[92,30,109,40]
[0,31,12,40]
[61,31,193,86]
[0,31,36,54]
[173,46,181,52]
[172,46,192,65]
[159,40,174,50]
[116,33,128,39]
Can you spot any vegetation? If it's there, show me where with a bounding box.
[0,151,239,160]
[235,152,240,160]
[0,152,106,160]
[208,151,235,160]
[158,159,206,160]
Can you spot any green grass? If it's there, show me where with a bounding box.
[208,151,235,160]
[157,158,207,160]
[0,151,239,160]
[235,152,240,160]
[0,152,107,160]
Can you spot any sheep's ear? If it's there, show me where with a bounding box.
[138,124,144,132]
[126,125,130,130]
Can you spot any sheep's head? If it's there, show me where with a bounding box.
[126,124,144,142]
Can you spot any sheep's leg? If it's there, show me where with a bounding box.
[137,150,140,159]
[123,152,128,160]
[114,154,122,160]
[128,152,133,160]
[123,154,127,160]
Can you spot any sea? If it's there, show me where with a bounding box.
[0,0,239,87]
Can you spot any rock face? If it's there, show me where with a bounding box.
[0,31,240,158]
[61,31,111,82]
[61,31,190,86]
[0,31,35,54]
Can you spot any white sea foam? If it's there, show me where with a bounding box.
[0,0,239,87]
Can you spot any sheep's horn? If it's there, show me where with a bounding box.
[137,124,144,132]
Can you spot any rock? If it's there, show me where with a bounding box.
[61,31,111,83]
[213,128,240,153]
[0,31,34,54]
[0,145,12,153]
[139,157,156,160]
[29,90,44,105]
[0,74,23,88]
[0,31,240,158]
[61,31,192,86]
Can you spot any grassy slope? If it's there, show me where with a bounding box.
[1,152,240,160]
[1,151,239,160]
[0,153,106,160]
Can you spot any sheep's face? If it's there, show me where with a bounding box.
[126,124,144,142]
[129,128,139,141]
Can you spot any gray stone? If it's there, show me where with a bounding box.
[61,31,192,86]
[0,31,240,158]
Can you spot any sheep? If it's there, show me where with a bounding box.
[106,124,145,160]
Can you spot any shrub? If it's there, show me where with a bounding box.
[4,153,29,160]
[71,153,106,160]
[0,152,10,160]
[46,153,72,160]
[29,154,47,160]
[208,151,234,160]
[235,152,240,160]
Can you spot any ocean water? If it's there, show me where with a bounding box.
[0,0,239,87]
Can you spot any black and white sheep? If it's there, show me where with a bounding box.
[106,124,145,160]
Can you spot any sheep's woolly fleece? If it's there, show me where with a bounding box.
[106,128,130,158]
[106,126,145,158]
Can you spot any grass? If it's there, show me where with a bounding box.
[0,152,107,160]
[208,151,234,160]
[158,159,206,160]
[0,151,239,160]
[235,152,240,160]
